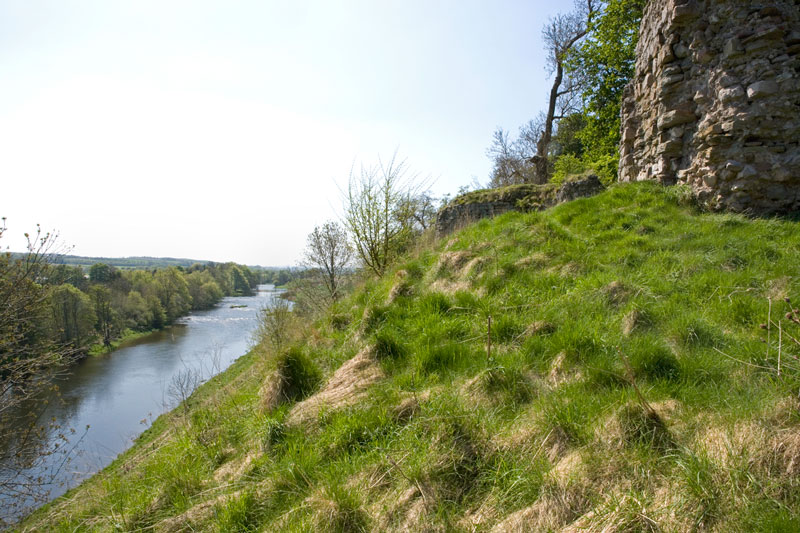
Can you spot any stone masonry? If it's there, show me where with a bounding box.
[619,0,800,213]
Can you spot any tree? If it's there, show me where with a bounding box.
[89,285,115,347]
[566,0,645,179]
[532,0,598,184]
[302,221,353,303]
[343,154,423,277]
[88,262,118,284]
[48,284,95,348]
[0,220,79,523]
[153,267,191,323]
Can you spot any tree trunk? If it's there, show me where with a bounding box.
[534,61,564,184]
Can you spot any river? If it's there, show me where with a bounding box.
[1,284,280,522]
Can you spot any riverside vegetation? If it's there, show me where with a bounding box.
[20,182,800,531]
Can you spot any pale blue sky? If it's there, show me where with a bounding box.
[1,0,566,265]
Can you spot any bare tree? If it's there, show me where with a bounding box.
[253,299,295,353]
[343,153,425,277]
[0,219,80,525]
[532,0,597,183]
[302,221,353,303]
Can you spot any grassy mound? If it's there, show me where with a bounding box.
[21,182,800,532]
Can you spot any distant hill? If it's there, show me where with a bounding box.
[10,253,289,271]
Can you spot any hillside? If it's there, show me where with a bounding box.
[21,183,800,532]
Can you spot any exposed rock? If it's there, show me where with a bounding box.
[619,0,800,214]
[436,176,604,236]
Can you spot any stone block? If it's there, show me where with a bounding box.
[719,86,745,102]
[657,107,696,129]
[747,80,779,99]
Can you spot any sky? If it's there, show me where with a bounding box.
[1,0,566,266]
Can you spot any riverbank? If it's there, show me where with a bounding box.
[5,288,281,527]
[20,184,800,531]
[87,328,157,356]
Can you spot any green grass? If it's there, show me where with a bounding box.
[20,182,800,532]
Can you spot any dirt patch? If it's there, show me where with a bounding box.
[286,347,384,426]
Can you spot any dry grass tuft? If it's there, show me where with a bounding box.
[435,251,473,276]
[490,492,580,533]
[548,450,586,488]
[429,278,472,295]
[599,402,675,451]
[392,390,430,424]
[387,270,413,303]
[603,280,631,307]
[547,352,583,387]
[767,276,792,301]
[514,252,550,270]
[258,370,285,412]
[622,308,652,336]
[563,491,660,533]
[306,485,369,532]
[212,451,257,484]
[524,320,556,337]
[769,428,800,476]
[286,346,384,426]
[698,420,767,470]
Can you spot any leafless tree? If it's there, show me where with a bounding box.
[253,299,295,353]
[0,219,80,525]
[532,0,597,183]
[167,367,201,415]
[487,117,549,187]
[302,221,353,304]
[343,153,426,277]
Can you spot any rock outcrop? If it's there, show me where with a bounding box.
[436,176,604,236]
[619,0,800,214]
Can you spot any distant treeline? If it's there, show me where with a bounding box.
[32,253,288,272]
[42,261,263,352]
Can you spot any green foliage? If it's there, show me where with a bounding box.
[47,284,96,347]
[551,154,588,184]
[88,262,118,283]
[566,0,646,172]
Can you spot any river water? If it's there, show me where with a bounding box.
[1,284,280,522]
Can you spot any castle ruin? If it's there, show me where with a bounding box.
[618,0,800,213]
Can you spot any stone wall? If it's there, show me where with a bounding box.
[436,176,604,236]
[619,0,800,214]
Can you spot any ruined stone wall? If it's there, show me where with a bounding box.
[619,0,800,213]
[435,176,604,236]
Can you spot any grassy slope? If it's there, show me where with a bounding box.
[21,183,800,532]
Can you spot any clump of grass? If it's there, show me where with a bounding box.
[616,403,673,450]
[261,346,322,411]
[308,484,369,533]
[479,364,535,405]
[373,328,406,360]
